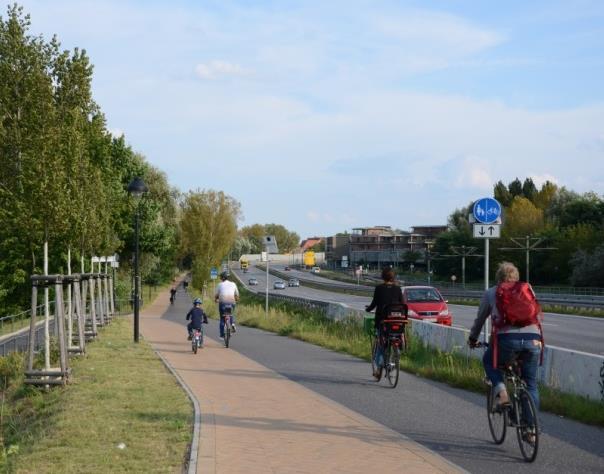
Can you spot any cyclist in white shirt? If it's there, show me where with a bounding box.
[214,271,239,338]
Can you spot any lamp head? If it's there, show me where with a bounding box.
[127,177,148,198]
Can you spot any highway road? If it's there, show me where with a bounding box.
[241,265,604,356]
[196,304,604,473]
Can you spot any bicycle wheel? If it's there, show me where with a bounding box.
[516,390,539,462]
[192,338,197,354]
[224,320,231,348]
[486,385,507,444]
[385,344,400,388]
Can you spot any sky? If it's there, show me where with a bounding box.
[11,0,604,238]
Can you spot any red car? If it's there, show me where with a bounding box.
[402,286,452,326]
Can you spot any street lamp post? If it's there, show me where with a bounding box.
[127,177,148,343]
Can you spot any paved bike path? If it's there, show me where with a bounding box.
[141,289,464,473]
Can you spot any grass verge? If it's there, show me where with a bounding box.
[0,316,192,473]
[228,288,604,428]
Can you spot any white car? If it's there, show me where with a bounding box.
[288,278,300,287]
[273,280,286,290]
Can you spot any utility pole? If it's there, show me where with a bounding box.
[500,236,556,283]
[444,245,483,288]
[425,240,435,285]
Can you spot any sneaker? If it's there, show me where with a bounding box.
[231,324,237,333]
[373,368,383,380]
[219,336,224,340]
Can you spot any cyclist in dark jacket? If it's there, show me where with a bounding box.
[186,298,208,339]
[366,267,404,379]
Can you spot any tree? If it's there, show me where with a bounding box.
[0,5,181,314]
[502,196,545,238]
[558,193,604,228]
[180,190,241,290]
[494,181,512,207]
[239,224,265,253]
[239,223,300,253]
[522,178,537,202]
[570,244,604,287]
[532,181,558,210]
[508,178,523,198]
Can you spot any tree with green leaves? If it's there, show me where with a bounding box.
[180,190,241,290]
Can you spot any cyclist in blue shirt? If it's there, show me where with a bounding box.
[186,298,208,340]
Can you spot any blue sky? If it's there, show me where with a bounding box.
[12,0,604,238]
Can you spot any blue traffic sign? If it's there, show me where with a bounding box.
[473,197,502,224]
[210,268,218,279]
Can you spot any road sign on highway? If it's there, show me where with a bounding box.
[264,235,279,254]
[473,224,501,238]
[472,197,502,224]
[210,268,218,279]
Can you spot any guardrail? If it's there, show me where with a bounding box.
[261,266,604,310]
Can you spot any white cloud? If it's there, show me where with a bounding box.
[306,211,320,222]
[195,60,248,80]
[107,128,124,138]
[530,174,559,188]
[454,157,493,190]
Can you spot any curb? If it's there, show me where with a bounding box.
[155,350,201,474]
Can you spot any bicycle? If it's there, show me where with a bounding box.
[369,305,408,388]
[221,304,234,348]
[474,342,540,462]
[191,327,203,354]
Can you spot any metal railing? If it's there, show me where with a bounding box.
[0,299,131,358]
[263,268,604,310]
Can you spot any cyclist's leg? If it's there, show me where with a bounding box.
[482,342,505,397]
[375,326,385,368]
[218,303,226,337]
[519,340,540,408]
[230,304,236,325]
[519,340,541,423]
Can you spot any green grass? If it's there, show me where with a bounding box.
[0,317,192,473]
[227,288,604,428]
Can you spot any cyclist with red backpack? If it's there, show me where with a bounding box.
[468,262,544,410]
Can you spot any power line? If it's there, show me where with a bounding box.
[442,245,483,288]
[499,235,556,283]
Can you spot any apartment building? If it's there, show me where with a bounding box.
[325,225,447,268]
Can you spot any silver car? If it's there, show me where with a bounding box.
[273,280,286,290]
[248,278,258,286]
[288,278,300,287]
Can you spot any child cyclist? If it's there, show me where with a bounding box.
[186,298,208,340]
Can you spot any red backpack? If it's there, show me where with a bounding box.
[495,281,541,328]
[492,281,544,366]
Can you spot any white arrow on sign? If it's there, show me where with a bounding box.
[473,223,501,239]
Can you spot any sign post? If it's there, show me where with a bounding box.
[210,267,218,300]
[264,236,278,317]
[472,197,502,343]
